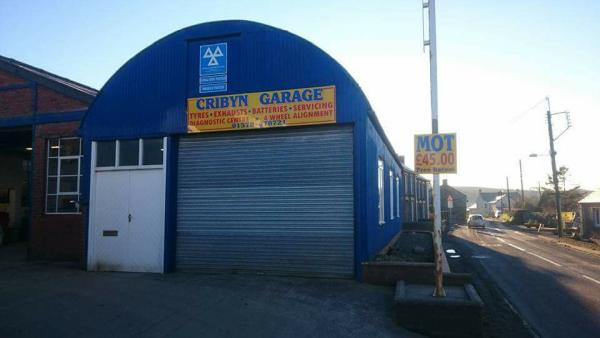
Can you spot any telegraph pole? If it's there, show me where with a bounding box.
[423,0,445,297]
[519,160,525,208]
[506,177,511,213]
[546,97,563,237]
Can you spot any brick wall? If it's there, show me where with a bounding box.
[29,121,85,263]
[37,86,87,113]
[0,70,87,118]
[1,69,90,264]
[0,88,33,117]
[0,70,27,86]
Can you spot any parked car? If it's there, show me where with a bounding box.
[467,214,486,228]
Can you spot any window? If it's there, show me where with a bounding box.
[142,138,164,165]
[389,170,394,220]
[96,141,116,167]
[395,176,400,218]
[119,139,139,166]
[593,208,600,227]
[46,138,82,213]
[378,158,384,225]
[95,138,164,168]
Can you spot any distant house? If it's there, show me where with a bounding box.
[441,179,467,225]
[578,190,600,240]
[468,190,520,216]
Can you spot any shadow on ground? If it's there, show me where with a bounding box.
[0,244,422,338]
[445,225,600,338]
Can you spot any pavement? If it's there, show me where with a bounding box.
[448,221,600,338]
[0,244,421,338]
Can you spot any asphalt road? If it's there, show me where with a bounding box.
[449,221,600,338]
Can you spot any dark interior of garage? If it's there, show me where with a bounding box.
[0,127,31,244]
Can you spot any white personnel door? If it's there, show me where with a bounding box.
[90,171,130,270]
[88,139,166,273]
[127,169,165,271]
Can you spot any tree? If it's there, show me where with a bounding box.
[540,166,583,214]
[546,166,569,191]
[522,196,540,211]
[538,186,585,214]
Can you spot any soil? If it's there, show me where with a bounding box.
[445,228,534,338]
[513,223,600,253]
[374,231,434,263]
[553,236,600,252]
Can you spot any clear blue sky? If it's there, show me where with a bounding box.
[2,0,599,190]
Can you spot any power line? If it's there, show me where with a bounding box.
[508,98,546,125]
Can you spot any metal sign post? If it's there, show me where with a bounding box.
[423,0,445,297]
[447,195,453,229]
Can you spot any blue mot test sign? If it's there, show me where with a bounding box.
[199,43,227,93]
[414,133,457,174]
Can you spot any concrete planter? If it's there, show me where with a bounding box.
[362,231,442,286]
[394,280,483,338]
[362,260,435,286]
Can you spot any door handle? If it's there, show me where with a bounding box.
[128,214,132,223]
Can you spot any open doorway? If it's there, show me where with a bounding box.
[0,127,32,245]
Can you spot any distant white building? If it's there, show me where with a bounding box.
[468,190,519,216]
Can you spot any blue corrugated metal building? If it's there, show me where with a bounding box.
[81,20,411,279]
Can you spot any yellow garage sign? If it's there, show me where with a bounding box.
[414,133,457,174]
[187,85,336,133]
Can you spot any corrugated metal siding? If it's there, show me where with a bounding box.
[176,125,354,277]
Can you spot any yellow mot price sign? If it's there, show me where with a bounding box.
[414,133,457,174]
[187,85,336,133]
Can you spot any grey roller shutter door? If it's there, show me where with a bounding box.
[176,125,354,278]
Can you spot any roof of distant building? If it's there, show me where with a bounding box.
[480,192,502,203]
[0,55,97,103]
[579,189,600,204]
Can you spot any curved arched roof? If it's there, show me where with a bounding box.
[81,20,374,139]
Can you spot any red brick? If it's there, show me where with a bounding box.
[1,69,90,264]
[29,122,85,264]
[0,88,33,117]
[37,85,87,112]
[0,70,28,86]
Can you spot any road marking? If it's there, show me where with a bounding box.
[497,237,563,267]
[507,243,526,251]
[527,252,562,267]
[582,275,600,285]
[513,231,526,237]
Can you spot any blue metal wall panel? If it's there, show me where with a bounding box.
[81,21,370,139]
[0,110,86,128]
[80,20,411,279]
[365,117,404,258]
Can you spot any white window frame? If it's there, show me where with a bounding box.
[593,207,600,227]
[378,158,385,225]
[389,170,394,220]
[94,138,164,172]
[45,137,82,214]
[395,175,400,218]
